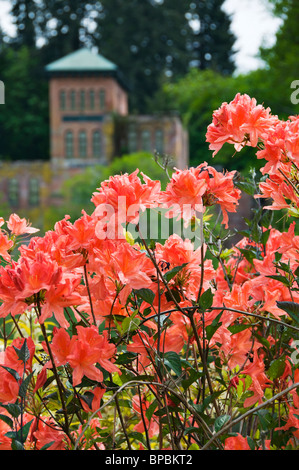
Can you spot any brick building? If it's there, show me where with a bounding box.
[0,48,189,230]
[46,48,189,169]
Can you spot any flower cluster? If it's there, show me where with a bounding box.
[0,94,299,451]
[206,92,299,215]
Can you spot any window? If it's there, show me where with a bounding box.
[79,131,87,158]
[155,129,164,154]
[8,178,19,207]
[89,90,95,110]
[99,89,106,111]
[128,124,138,153]
[141,129,151,152]
[92,130,102,158]
[70,90,76,110]
[80,90,85,111]
[65,131,74,158]
[60,90,66,110]
[29,178,40,207]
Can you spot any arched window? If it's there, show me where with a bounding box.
[79,131,87,158]
[8,178,19,207]
[99,89,106,111]
[92,130,102,158]
[29,178,40,207]
[70,90,76,110]
[65,131,74,158]
[155,129,164,154]
[141,129,151,152]
[128,124,138,153]
[89,90,95,110]
[80,90,85,111]
[60,90,66,110]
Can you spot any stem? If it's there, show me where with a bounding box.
[115,391,132,450]
[34,296,74,444]
[137,386,151,450]
[188,312,221,417]
[278,167,299,196]
[74,379,221,450]
[158,305,299,334]
[83,263,97,326]
[201,382,299,450]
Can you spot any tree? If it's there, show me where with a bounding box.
[0,46,49,161]
[94,0,237,112]
[188,0,236,75]
[35,0,99,65]
[93,0,192,112]
[258,0,299,118]
[10,0,38,49]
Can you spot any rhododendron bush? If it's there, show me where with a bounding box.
[1,94,299,451]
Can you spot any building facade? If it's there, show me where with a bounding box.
[0,48,189,230]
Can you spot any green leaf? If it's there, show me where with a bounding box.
[238,247,257,265]
[115,352,137,365]
[19,372,34,399]
[154,406,185,417]
[134,288,155,305]
[183,426,202,436]
[181,367,202,390]
[128,431,147,448]
[267,356,286,380]
[13,339,30,365]
[276,301,299,325]
[145,399,159,421]
[247,436,256,450]
[40,441,55,450]
[1,403,21,418]
[192,391,222,413]
[0,414,13,429]
[198,288,214,311]
[11,439,24,450]
[121,316,141,335]
[214,414,231,432]
[228,323,252,335]
[205,311,222,341]
[267,275,291,287]
[162,351,182,377]
[163,263,188,282]
[5,419,33,445]
[256,410,277,431]
[0,366,20,382]
[235,180,255,196]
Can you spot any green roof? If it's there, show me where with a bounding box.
[45,48,118,73]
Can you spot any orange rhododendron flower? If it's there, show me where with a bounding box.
[32,417,68,450]
[206,93,277,156]
[45,326,119,387]
[159,163,241,228]
[224,433,251,450]
[7,213,39,236]
[0,231,13,262]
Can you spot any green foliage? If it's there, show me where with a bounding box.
[155,68,268,172]
[259,0,299,119]
[95,0,236,112]
[0,45,49,161]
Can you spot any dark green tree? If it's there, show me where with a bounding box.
[94,0,236,111]
[259,0,299,118]
[35,0,99,64]
[94,0,192,112]
[188,0,236,75]
[0,45,49,161]
[10,0,38,48]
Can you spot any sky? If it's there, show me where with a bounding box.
[0,0,282,74]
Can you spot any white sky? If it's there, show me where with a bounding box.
[0,0,282,74]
